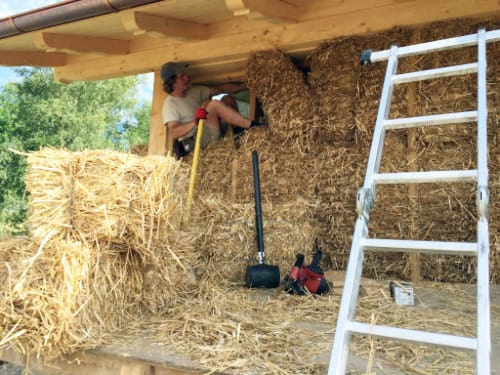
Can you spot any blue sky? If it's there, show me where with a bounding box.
[0,0,153,102]
[0,0,60,86]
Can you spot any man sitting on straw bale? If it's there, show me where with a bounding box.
[161,62,262,157]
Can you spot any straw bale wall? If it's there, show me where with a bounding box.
[192,17,500,283]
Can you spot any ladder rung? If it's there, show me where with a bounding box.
[361,238,477,256]
[392,63,478,84]
[348,322,477,351]
[374,170,477,184]
[383,111,478,130]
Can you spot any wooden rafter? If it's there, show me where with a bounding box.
[225,0,298,22]
[121,11,208,40]
[33,32,129,55]
[0,50,66,67]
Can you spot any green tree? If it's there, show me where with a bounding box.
[0,67,150,235]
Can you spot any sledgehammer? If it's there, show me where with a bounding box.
[245,151,280,288]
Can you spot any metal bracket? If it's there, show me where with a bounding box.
[356,187,375,222]
[476,186,489,219]
[360,49,372,65]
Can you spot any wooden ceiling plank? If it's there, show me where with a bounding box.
[191,69,246,85]
[121,11,208,40]
[225,0,298,22]
[33,32,129,55]
[0,50,66,67]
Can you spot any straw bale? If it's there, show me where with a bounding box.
[140,237,201,313]
[191,127,318,204]
[190,195,319,285]
[307,28,411,147]
[0,235,199,359]
[246,50,316,143]
[0,238,102,359]
[0,148,203,359]
[25,148,190,261]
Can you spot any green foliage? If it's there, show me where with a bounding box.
[0,67,151,235]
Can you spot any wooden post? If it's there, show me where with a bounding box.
[148,70,169,155]
[248,89,257,121]
[407,29,422,282]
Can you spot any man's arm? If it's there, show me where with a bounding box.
[166,120,197,140]
[208,83,246,96]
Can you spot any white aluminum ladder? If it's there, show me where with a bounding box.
[327,28,500,375]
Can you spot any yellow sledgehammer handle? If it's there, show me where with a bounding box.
[186,119,204,221]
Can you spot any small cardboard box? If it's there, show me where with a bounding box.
[389,281,414,306]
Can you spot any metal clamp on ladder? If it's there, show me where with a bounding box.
[328,28,500,375]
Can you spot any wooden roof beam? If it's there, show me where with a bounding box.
[54,0,500,83]
[225,0,298,23]
[191,69,246,85]
[0,50,66,67]
[121,11,208,40]
[33,32,129,55]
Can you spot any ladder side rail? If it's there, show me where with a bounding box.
[477,29,488,188]
[477,219,490,375]
[369,29,500,63]
[476,28,490,375]
[327,218,368,375]
[362,45,398,190]
[329,44,399,375]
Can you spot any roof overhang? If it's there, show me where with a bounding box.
[0,0,498,84]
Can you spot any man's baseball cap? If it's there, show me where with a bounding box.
[160,62,188,81]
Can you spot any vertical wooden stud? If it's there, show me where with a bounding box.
[248,88,257,121]
[148,70,169,155]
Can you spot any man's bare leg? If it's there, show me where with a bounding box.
[220,95,247,138]
[205,100,251,132]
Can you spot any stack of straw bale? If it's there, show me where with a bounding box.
[211,17,500,283]
[0,149,199,359]
[139,17,499,284]
[120,19,498,285]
